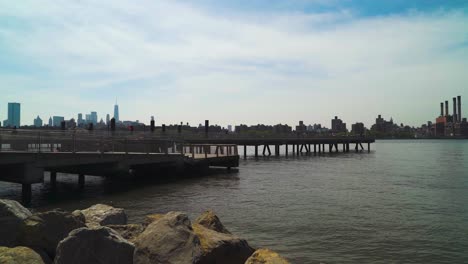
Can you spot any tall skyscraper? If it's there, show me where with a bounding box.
[48,117,53,127]
[106,114,110,125]
[90,111,98,125]
[114,103,119,123]
[77,113,83,126]
[7,103,21,128]
[33,116,43,127]
[53,116,64,127]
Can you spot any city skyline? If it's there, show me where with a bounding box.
[1,1,467,127]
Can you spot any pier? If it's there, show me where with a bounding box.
[0,129,374,204]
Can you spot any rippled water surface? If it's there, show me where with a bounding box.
[1,140,468,263]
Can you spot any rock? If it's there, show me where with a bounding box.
[0,246,46,264]
[193,224,254,264]
[19,209,86,258]
[245,249,290,264]
[133,212,202,264]
[106,224,144,243]
[143,213,164,227]
[0,199,32,246]
[79,204,127,227]
[195,210,231,234]
[54,227,134,264]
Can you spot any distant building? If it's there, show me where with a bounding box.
[114,104,120,123]
[48,117,53,127]
[372,115,396,133]
[33,116,43,127]
[7,102,21,128]
[53,116,65,127]
[295,121,307,132]
[331,116,347,133]
[77,113,84,126]
[106,114,110,125]
[90,111,98,125]
[227,125,233,132]
[351,122,365,135]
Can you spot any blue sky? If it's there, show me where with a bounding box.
[0,0,467,128]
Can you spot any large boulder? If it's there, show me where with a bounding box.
[106,224,145,243]
[143,213,164,227]
[19,209,86,258]
[0,246,46,264]
[0,199,32,246]
[193,224,254,264]
[133,212,202,264]
[54,227,134,264]
[78,204,127,227]
[245,249,290,264]
[195,210,231,234]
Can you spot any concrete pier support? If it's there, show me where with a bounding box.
[314,144,317,155]
[368,142,370,153]
[254,145,259,157]
[22,184,32,205]
[275,145,280,156]
[285,144,288,156]
[78,174,85,189]
[50,172,57,188]
[243,145,247,159]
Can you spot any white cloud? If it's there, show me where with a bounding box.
[0,0,467,127]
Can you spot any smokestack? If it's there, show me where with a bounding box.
[458,95,462,122]
[453,97,457,122]
[440,102,444,117]
[445,100,449,117]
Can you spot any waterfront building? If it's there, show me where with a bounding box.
[296,121,307,132]
[331,116,347,133]
[114,104,120,123]
[33,116,43,127]
[7,102,21,128]
[351,122,365,135]
[53,116,65,127]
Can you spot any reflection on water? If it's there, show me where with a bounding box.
[1,140,468,263]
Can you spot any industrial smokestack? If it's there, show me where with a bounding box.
[445,100,449,117]
[440,102,444,117]
[458,95,462,122]
[453,97,457,122]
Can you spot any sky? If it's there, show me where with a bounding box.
[0,0,467,128]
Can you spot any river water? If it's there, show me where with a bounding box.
[1,140,467,263]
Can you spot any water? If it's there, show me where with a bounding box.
[1,140,468,263]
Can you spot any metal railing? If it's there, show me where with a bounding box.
[0,129,239,158]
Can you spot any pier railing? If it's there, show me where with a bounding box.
[0,129,241,159]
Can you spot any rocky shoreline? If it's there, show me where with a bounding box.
[0,199,289,264]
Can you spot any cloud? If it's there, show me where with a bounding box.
[0,0,467,127]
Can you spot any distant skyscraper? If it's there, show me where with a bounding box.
[90,111,98,125]
[48,117,53,127]
[7,102,20,128]
[106,114,110,125]
[77,113,83,126]
[33,116,43,127]
[114,103,119,123]
[53,116,64,127]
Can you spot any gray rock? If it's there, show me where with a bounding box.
[0,246,46,264]
[54,227,134,264]
[193,224,254,264]
[79,204,127,227]
[19,209,86,257]
[0,199,32,246]
[195,210,231,234]
[133,212,202,264]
